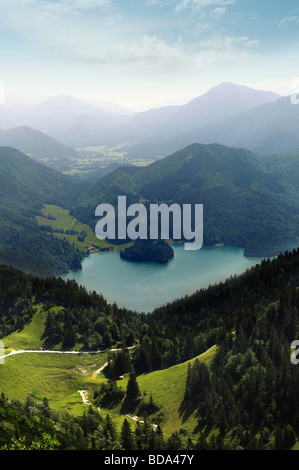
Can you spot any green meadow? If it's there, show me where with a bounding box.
[110,346,217,437]
[0,304,108,414]
[36,204,131,253]
[0,301,217,439]
[0,352,108,415]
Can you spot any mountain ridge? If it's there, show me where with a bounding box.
[0,83,280,151]
[72,142,299,258]
[0,125,77,160]
[0,146,86,276]
[143,94,299,158]
[102,82,280,149]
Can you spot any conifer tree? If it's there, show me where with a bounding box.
[122,373,140,412]
[103,414,117,442]
[134,421,143,450]
[121,419,135,450]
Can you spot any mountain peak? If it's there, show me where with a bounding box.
[41,94,85,105]
[203,81,280,99]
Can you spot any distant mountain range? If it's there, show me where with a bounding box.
[54,82,282,151]
[2,82,299,159]
[0,95,131,146]
[165,94,299,157]
[0,82,285,156]
[112,82,279,144]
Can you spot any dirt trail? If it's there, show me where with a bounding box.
[0,345,135,361]
[79,390,91,405]
[126,414,157,430]
[92,361,108,378]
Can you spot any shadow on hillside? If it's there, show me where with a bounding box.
[178,398,198,424]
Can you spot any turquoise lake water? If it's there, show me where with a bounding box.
[60,245,263,313]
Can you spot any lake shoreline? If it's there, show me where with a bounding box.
[59,245,263,312]
[60,243,265,275]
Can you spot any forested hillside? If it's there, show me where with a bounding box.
[0,147,86,276]
[72,143,299,257]
[1,247,299,449]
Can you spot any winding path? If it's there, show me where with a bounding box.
[0,346,135,414]
[126,414,158,430]
[0,346,135,361]
[92,361,109,378]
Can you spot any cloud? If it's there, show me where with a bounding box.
[1,0,259,77]
[41,0,111,12]
[277,16,299,28]
[1,0,110,19]
[0,1,185,71]
[65,33,183,68]
[70,0,110,9]
[175,0,235,13]
[197,34,260,64]
[212,7,226,18]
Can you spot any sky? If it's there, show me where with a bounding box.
[0,0,299,110]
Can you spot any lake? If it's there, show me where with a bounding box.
[60,245,263,313]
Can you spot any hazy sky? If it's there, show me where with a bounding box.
[0,0,299,109]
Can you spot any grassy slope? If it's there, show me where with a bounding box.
[3,304,84,351]
[36,204,131,252]
[0,304,108,414]
[117,346,217,438]
[0,303,217,439]
[73,346,217,439]
[0,352,108,415]
[3,305,52,351]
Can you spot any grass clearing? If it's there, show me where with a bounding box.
[36,204,131,252]
[133,346,217,437]
[0,333,217,438]
[3,304,54,350]
[99,346,218,439]
[0,351,108,415]
[0,301,218,439]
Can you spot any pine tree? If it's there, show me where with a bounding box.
[142,417,152,449]
[103,414,117,442]
[135,421,143,450]
[122,373,140,412]
[150,338,162,371]
[121,419,135,450]
[155,424,164,450]
[183,363,192,403]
